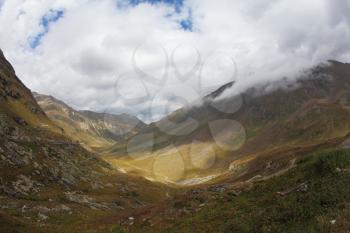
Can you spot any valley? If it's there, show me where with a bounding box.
[1,0,350,231]
[1,48,350,232]
[101,61,350,186]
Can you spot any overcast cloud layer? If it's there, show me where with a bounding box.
[0,0,350,122]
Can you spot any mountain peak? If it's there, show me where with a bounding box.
[205,81,235,99]
[327,59,344,65]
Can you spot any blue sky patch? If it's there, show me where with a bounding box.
[119,0,193,31]
[29,9,64,49]
[180,8,192,31]
[127,0,184,13]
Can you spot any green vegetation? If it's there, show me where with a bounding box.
[106,226,127,233]
[161,149,350,233]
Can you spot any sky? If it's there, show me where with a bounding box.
[0,0,350,122]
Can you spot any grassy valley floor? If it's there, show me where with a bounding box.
[106,148,350,233]
[2,145,350,233]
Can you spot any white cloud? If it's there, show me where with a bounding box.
[0,0,349,122]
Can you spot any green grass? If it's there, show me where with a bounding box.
[160,149,350,233]
[105,226,127,233]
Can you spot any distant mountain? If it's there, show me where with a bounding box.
[34,92,146,151]
[106,60,350,185]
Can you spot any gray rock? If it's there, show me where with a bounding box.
[65,191,110,210]
[53,204,71,212]
[38,213,48,221]
[12,175,41,196]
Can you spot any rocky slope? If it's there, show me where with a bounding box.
[105,61,350,185]
[0,49,171,233]
[34,92,146,151]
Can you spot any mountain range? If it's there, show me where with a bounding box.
[103,60,350,185]
[1,47,350,232]
[30,59,350,186]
